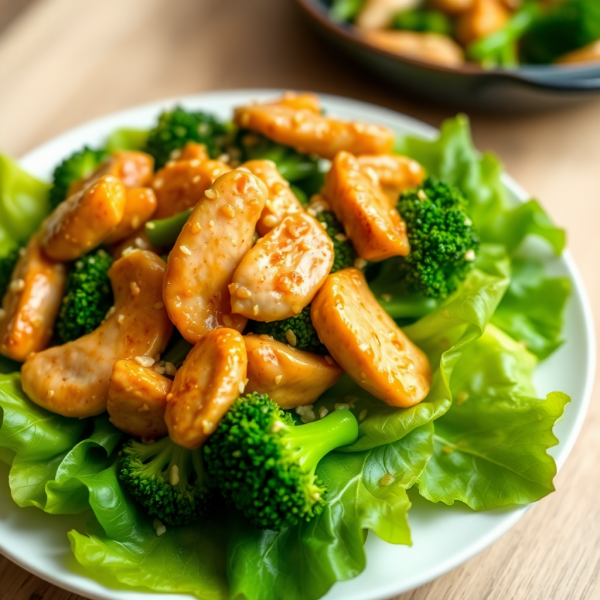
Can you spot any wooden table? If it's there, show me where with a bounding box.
[0,0,598,598]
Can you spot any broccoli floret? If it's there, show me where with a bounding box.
[119,436,213,526]
[56,249,114,343]
[48,146,106,210]
[252,305,327,354]
[238,133,319,182]
[204,393,358,530]
[521,0,600,64]
[0,247,21,301]
[145,107,230,169]
[315,210,357,273]
[397,178,479,299]
[394,10,452,36]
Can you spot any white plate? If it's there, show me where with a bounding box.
[0,90,595,600]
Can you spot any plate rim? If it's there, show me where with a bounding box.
[0,88,596,600]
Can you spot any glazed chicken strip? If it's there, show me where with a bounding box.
[104,187,157,244]
[356,154,425,201]
[21,250,173,418]
[324,151,410,261]
[107,359,172,439]
[40,175,126,262]
[311,268,431,408]
[68,150,154,197]
[152,158,231,219]
[164,170,267,343]
[273,91,321,113]
[176,142,210,162]
[230,212,334,321]
[242,160,305,235]
[166,328,247,449]
[244,334,343,409]
[234,100,394,159]
[0,237,66,362]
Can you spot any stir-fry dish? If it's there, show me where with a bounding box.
[329,0,600,68]
[0,93,571,600]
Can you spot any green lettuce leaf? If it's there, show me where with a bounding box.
[69,464,228,600]
[227,424,432,600]
[104,129,150,154]
[395,115,565,255]
[0,154,51,256]
[491,258,571,359]
[319,244,510,452]
[418,325,570,509]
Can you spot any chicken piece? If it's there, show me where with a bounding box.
[107,359,171,439]
[21,250,173,418]
[242,160,305,235]
[456,0,509,46]
[244,334,343,409]
[109,228,158,259]
[40,175,126,262]
[234,102,394,159]
[356,0,422,30]
[104,187,157,244]
[356,154,425,201]
[152,158,231,219]
[164,170,267,343]
[176,142,210,162]
[556,41,600,65]
[230,212,333,321]
[273,91,321,113]
[0,237,66,362]
[68,151,154,196]
[361,30,465,67]
[311,268,431,407]
[166,328,247,449]
[324,151,410,261]
[430,0,474,14]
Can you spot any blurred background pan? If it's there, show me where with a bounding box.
[295,0,600,110]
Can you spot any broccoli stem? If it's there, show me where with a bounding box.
[286,409,358,471]
[468,1,542,66]
[145,208,192,247]
[136,436,174,477]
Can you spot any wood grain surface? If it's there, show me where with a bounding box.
[0,1,598,599]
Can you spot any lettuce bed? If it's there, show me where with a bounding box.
[0,115,570,600]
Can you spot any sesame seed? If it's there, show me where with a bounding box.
[334,403,350,410]
[465,249,476,261]
[170,465,180,486]
[295,405,316,423]
[137,403,150,413]
[117,314,125,324]
[105,306,116,319]
[153,519,166,536]
[285,329,297,347]
[253,304,259,316]
[417,189,427,201]
[238,381,246,394]
[221,204,236,218]
[464,217,472,226]
[409,161,421,174]
[335,233,347,242]
[146,221,155,229]
[222,314,232,327]
[130,282,140,296]
[271,420,286,433]
[380,474,394,487]
[262,214,279,228]
[275,375,282,385]
[354,258,367,270]
[205,189,216,199]
[192,222,201,234]
[48,390,54,398]
[209,220,215,228]
[154,301,164,309]
[164,362,177,376]
[180,245,192,256]
[236,286,252,299]
[359,343,369,352]
[202,420,215,434]
[9,279,25,293]
[318,407,329,419]
[135,356,155,368]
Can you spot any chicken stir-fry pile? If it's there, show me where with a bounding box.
[0,92,443,530]
[331,0,600,69]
